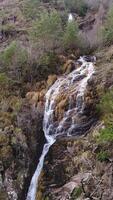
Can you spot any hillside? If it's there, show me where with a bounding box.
[1,1,113,200]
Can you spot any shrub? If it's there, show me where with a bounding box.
[1,41,28,67]
[63,20,79,49]
[22,0,41,20]
[103,5,113,44]
[0,73,9,87]
[1,23,16,34]
[97,151,109,162]
[96,89,113,143]
[10,97,22,113]
[97,127,113,143]
[64,0,88,16]
[97,90,113,125]
[71,187,82,199]
[1,41,17,66]
[39,52,58,66]
[0,41,28,80]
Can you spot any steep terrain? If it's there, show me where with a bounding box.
[1,1,113,200]
[35,46,113,200]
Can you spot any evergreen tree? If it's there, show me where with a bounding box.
[63,20,79,49]
[31,11,63,53]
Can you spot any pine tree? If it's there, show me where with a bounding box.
[63,20,79,49]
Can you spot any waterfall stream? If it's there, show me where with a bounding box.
[26,56,95,200]
[68,13,73,22]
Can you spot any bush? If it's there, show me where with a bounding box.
[39,52,58,66]
[103,5,113,44]
[97,127,113,143]
[1,41,28,67]
[64,0,88,16]
[97,90,113,126]
[1,41,17,66]
[1,23,16,33]
[0,73,9,87]
[0,41,28,81]
[71,187,82,199]
[96,89,113,143]
[97,151,109,162]
[22,0,41,20]
[63,20,79,49]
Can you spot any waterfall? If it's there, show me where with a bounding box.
[68,13,73,22]
[26,56,95,200]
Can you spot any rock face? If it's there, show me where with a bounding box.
[0,101,45,200]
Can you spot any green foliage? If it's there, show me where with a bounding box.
[31,10,63,41]
[103,5,113,44]
[97,90,113,126]
[29,8,80,54]
[13,100,22,112]
[0,41,28,82]
[97,89,113,143]
[71,187,82,199]
[97,127,113,143]
[30,10,63,52]
[22,0,41,19]
[39,52,58,66]
[64,0,88,16]
[0,23,16,33]
[97,90,113,115]
[97,151,109,162]
[1,41,28,68]
[0,73,9,87]
[44,197,50,200]
[1,41,17,66]
[63,20,79,49]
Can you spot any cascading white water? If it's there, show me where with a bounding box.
[26,56,95,200]
[68,13,73,22]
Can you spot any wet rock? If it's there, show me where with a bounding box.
[63,60,76,74]
[55,97,68,120]
[83,55,96,63]
[47,75,57,88]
